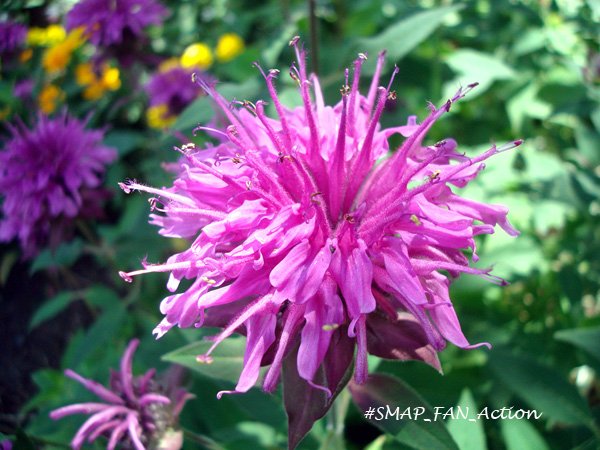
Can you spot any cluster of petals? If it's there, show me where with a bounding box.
[0,113,116,257]
[66,0,167,48]
[50,339,193,450]
[120,38,521,398]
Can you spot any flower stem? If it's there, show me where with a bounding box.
[319,388,351,450]
[308,0,319,75]
[182,428,226,450]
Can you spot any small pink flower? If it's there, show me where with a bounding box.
[50,340,193,450]
[120,38,520,404]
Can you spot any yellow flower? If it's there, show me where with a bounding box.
[75,62,96,86]
[27,25,66,47]
[102,67,121,91]
[0,107,11,121]
[83,81,105,101]
[42,28,85,74]
[19,48,33,63]
[147,104,176,129]
[38,84,64,114]
[77,63,121,99]
[158,57,180,73]
[180,42,213,69]
[26,27,45,46]
[42,43,72,73]
[46,24,67,44]
[215,33,245,62]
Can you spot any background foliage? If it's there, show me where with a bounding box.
[1,0,599,449]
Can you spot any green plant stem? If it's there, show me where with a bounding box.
[319,388,351,450]
[182,428,226,450]
[308,0,319,75]
[281,0,290,22]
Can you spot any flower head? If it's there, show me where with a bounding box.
[215,33,245,63]
[120,40,520,402]
[180,42,213,69]
[66,0,167,48]
[144,63,209,128]
[38,84,65,114]
[42,27,86,74]
[27,24,66,47]
[75,62,122,100]
[0,113,116,257]
[0,20,26,55]
[51,339,193,450]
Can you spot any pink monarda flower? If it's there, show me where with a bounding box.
[119,37,520,412]
[50,339,193,450]
[0,113,116,257]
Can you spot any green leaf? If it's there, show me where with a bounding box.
[447,389,487,450]
[30,239,84,274]
[29,291,76,331]
[84,285,121,310]
[511,29,546,56]
[531,200,572,234]
[358,5,464,74]
[14,429,36,450]
[104,129,144,157]
[444,49,515,99]
[67,303,127,367]
[162,337,247,384]
[478,234,546,278]
[575,123,600,166]
[488,349,594,428]
[506,82,552,133]
[1,250,18,285]
[261,23,298,67]
[349,373,459,450]
[174,78,262,132]
[500,418,549,450]
[554,327,600,363]
[213,422,283,450]
[174,96,213,132]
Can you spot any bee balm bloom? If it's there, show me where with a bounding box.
[120,38,520,410]
[51,340,192,450]
[0,113,116,257]
[66,0,167,48]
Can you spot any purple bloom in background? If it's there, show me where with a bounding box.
[51,339,193,450]
[66,0,167,48]
[0,20,26,55]
[0,439,12,450]
[13,79,34,101]
[144,63,210,126]
[120,39,520,440]
[0,113,116,257]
